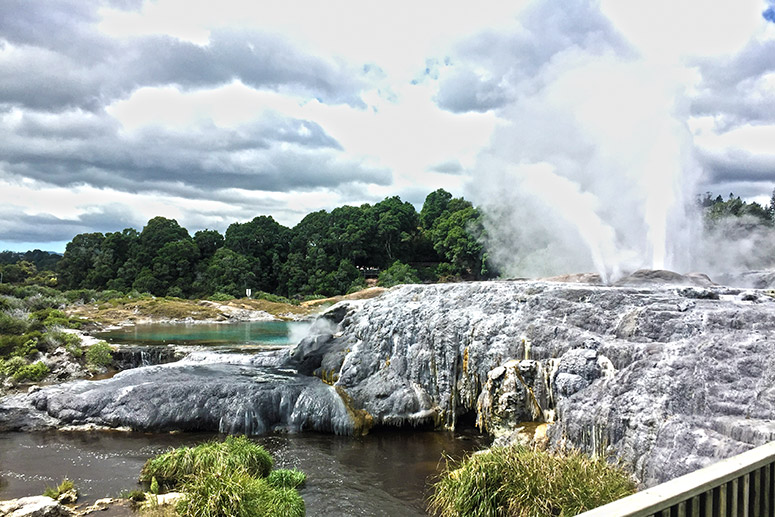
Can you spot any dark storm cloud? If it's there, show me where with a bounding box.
[0,3,368,112]
[691,39,775,129]
[0,203,141,243]
[433,0,632,113]
[124,30,367,107]
[428,159,464,174]
[698,148,775,189]
[0,109,389,195]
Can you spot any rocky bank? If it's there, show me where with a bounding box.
[2,271,775,487]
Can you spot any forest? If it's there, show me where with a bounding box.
[1,189,774,300]
[8,189,492,300]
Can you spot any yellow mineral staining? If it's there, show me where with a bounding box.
[334,386,374,436]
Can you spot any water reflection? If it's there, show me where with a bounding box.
[97,320,311,348]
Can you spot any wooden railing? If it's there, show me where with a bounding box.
[577,441,775,517]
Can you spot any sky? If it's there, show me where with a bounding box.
[1,0,774,254]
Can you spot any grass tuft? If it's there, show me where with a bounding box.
[266,468,307,489]
[428,445,635,517]
[43,478,76,499]
[139,435,273,488]
[138,436,306,515]
[176,468,304,517]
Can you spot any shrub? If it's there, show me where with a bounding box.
[24,294,66,312]
[45,330,82,350]
[97,290,125,302]
[30,308,77,330]
[0,356,26,376]
[165,286,184,299]
[209,292,235,302]
[428,446,635,517]
[12,361,50,382]
[63,289,98,304]
[0,311,28,335]
[253,291,297,305]
[12,337,39,358]
[85,341,113,368]
[140,435,273,487]
[378,260,420,288]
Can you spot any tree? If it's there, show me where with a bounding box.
[137,217,190,269]
[196,248,256,298]
[420,188,453,230]
[327,205,373,266]
[151,239,200,296]
[194,229,224,260]
[57,232,105,290]
[429,200,491,279]
[87,229,138,290]
[225,216,289,292]
[370,196,419,266]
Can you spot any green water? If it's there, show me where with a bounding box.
[97,320,311,348]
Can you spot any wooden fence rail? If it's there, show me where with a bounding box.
[577,441,775,517]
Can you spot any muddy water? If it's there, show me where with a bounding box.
[0,428,489,516]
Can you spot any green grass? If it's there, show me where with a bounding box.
[140,436,273,487]
[43,478,75,499]
[266,469,307,489]
[139,436,305,517]
[428,445,635,517]
[176,468,304,517]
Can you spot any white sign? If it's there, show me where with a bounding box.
[245,289,252,298]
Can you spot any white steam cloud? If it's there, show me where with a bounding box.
[469,50,703,281]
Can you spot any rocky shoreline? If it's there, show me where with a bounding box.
[3,273,775,491]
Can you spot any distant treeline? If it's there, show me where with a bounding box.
[49,189,494,299]
[3,189,774,299]
[698,191,775,227]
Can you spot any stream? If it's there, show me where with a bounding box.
[0,321,490,515]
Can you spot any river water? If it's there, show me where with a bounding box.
[0,322,490,515]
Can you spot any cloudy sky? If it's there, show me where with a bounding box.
[1,0,774,254]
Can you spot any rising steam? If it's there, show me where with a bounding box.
[468,48,702,282]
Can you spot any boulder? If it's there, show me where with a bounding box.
[0,496,74,517]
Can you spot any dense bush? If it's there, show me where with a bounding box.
[0,311,28,335]
[0,356,26,376]
[10,360,49,382]
[85,341,113,368]
[428,445,635,517]
[378,260,420,288]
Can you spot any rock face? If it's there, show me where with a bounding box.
[0,351,355,435]
[3,270,775,488]
[287,272,775,486]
